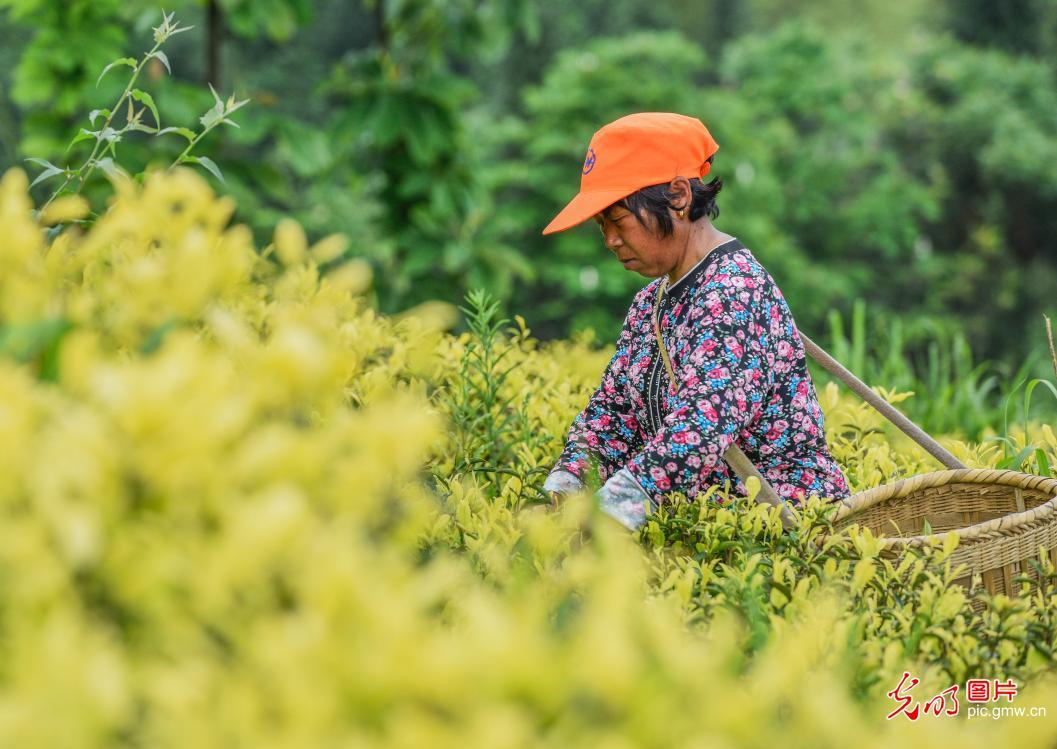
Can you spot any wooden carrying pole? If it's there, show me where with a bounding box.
[798,333,966,471]
[724,443,799,530]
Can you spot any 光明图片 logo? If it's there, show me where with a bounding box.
[885,671,1048,720]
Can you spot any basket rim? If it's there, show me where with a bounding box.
[831,468,1057,548]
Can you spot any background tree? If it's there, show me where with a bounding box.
[2,0,1056,436]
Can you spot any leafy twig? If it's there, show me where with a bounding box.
[167,83,249,183]
[35,11,192,211]
[26,10,249,212]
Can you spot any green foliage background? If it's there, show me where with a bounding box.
[2,0,1057,440]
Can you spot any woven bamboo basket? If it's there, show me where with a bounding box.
[829,468,1057,608]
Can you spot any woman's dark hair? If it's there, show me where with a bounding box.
[607,156,722,238]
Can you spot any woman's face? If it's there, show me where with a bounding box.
[593,204,676,278]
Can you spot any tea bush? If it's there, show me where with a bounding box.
[1,167,1055,746]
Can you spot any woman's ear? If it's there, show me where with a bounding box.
[668,176,692,213]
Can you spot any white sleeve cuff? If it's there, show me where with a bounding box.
[543,469,584,495]
[595,467,652,531]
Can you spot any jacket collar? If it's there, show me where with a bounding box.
[666,237,744,297]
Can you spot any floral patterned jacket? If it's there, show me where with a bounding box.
[544,238,851,529]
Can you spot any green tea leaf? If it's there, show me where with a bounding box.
[1003,445,1037,471]
[24,157,60,169]
[200,101,225,130]
[131,89,161,128]
[24,158,65,189]
[183,155,225,183]
[65,129,97,153]
[150,50,172,75]
[94,157,122,179]
[0,317,71,360]
[96,57,137,87]
[157,126,197,142]
[1035,448,1051,477]
[207,82,224,108]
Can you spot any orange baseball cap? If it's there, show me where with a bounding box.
[541,112,719,235]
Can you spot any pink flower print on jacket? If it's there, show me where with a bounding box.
[700,401,719,425]
[551,240,850,507]
[724,335,744,360]
[650,465,671,491]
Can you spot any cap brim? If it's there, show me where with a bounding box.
[541,188,637,235]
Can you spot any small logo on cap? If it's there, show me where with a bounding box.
[582,148,596,175]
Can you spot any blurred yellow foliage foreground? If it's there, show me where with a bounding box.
[1,168,1055,747]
